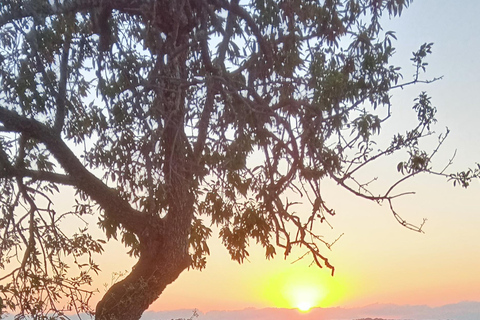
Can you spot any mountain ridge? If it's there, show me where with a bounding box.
[2,301,478,319]
[140,301,480,320]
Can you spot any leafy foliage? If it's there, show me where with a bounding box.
[0,0,475,319]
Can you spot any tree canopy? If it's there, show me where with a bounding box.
[0,0,477,319]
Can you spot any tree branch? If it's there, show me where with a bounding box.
[216,0,238,65]
[0,0,145,27]
[193,79,215,160]
[218,0,273,63]
[1,167,75,185]
[54,30,71,135]
[0,106,149,235]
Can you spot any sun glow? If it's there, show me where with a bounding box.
[289,283,324,312]
[260,263,348,311]
[297,301,313,312]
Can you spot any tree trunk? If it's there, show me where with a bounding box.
[95,217,192,320]
[94,2,197,317]
[95,13,194,318]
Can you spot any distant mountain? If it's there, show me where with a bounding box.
[2,301,479,320]
[141,301,480,320]
[354,319,396,320]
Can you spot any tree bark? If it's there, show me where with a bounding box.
[95,218,192,320]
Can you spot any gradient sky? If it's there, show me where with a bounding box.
[82,0,480,313]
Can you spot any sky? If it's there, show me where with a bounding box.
[84,0,480,315]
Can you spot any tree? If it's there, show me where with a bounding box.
[0,0,477,319]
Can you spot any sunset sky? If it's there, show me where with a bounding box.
[84,0,480,314]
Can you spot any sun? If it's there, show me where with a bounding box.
[296,301,313,312]
[260,265,346,311]
[288,284,325,312]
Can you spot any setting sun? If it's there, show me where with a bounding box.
[289,283,324,312]
[296,301,313,312]
[258,264,348,311]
